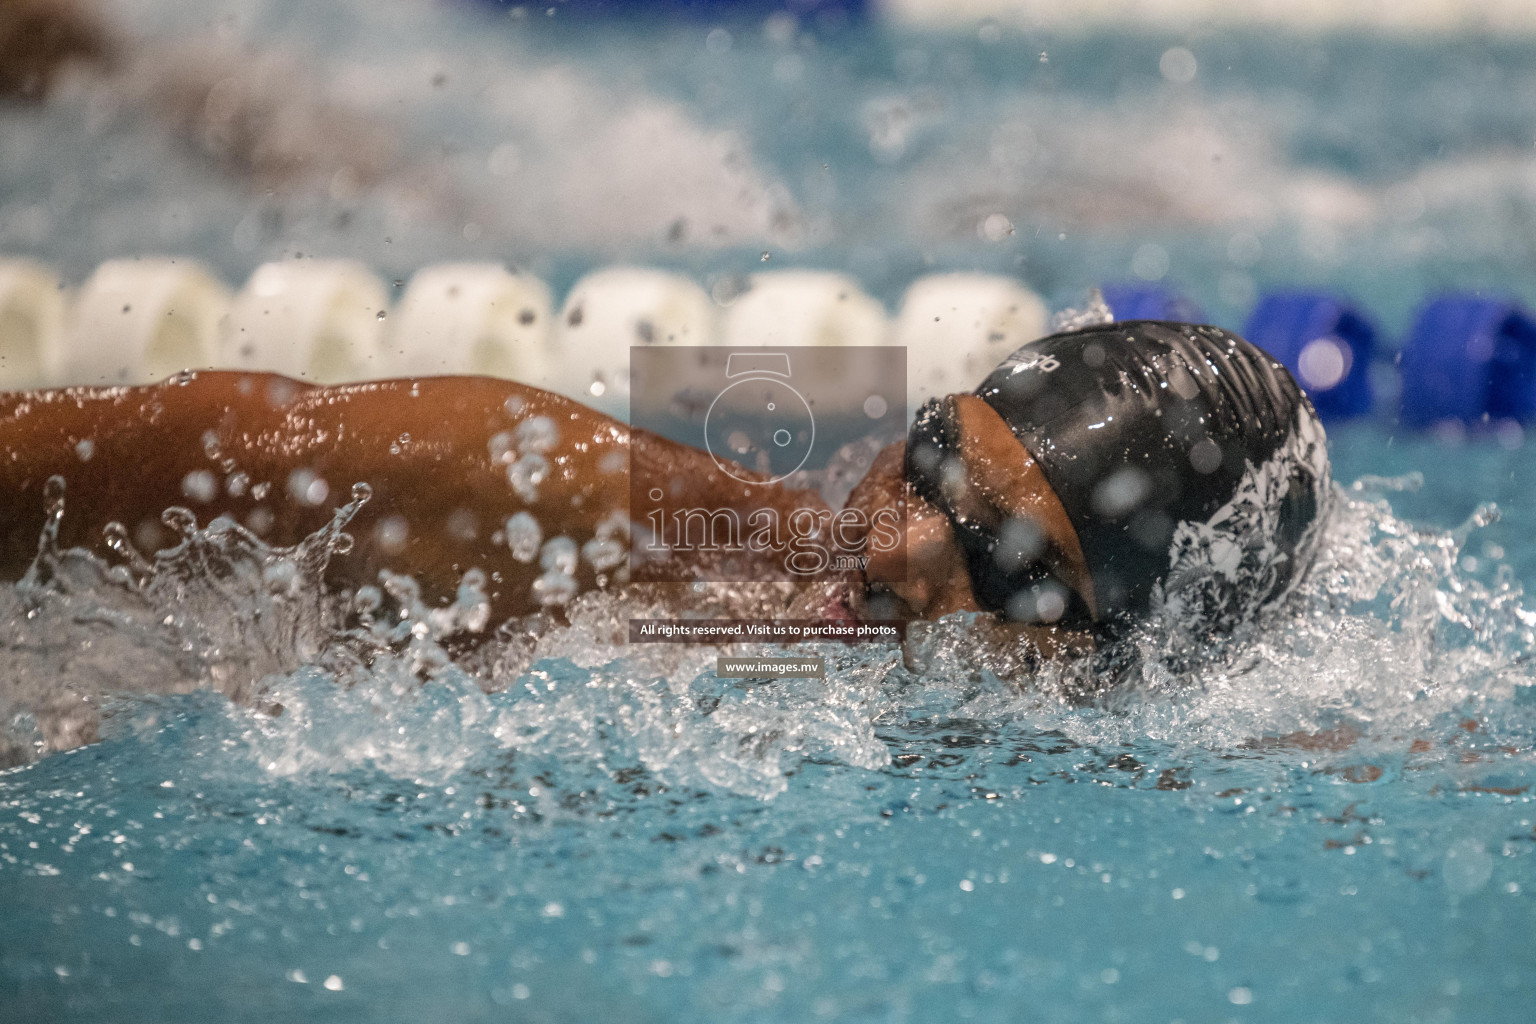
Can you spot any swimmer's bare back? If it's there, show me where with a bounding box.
[0,372,834,620]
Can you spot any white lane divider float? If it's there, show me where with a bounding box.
[896,272,1048,413]
[222,259,391,383]
[63,257,231,385]
[722,270,890,417]
[723,270,887,349]
[0,259,66,390]
[3,256,1057,425]
[554,266,717,410]
[389,263,553,382]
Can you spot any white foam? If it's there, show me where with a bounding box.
[63,258,230,385]
[222,260,391,383]
[389,263,553,382]
[0,259,66,390]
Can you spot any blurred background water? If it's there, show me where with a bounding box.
[6,0,1536,331]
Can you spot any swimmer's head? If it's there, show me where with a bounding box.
[882,320,1331,640]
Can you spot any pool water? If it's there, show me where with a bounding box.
[2,425,1536,1024]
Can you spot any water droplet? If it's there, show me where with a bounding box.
[582,536,626,571]
[42,475,65,520]
[487,431,515,465]
[287,469,330,507]
[532,570,577,607]
[507,453,549,502]
[504,512,542,562]
[515,415,559,454]
[540,536,578,576]
[374,515,408,554]
[979,213,1014,242]
[353,586,382,617]
[181,469,218,504]
[161,507,198,538]
[102,521,152,577]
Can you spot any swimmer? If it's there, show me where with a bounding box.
[0,320,1330,653]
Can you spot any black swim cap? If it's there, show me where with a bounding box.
[907,320,1330,637]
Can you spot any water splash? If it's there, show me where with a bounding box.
[2,475,1533,801]
[1048,287,1115,333]
[0,478,370,765]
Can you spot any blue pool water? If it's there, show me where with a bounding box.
[3,428,1536,1023]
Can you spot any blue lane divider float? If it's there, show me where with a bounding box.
[1100,283,1202,325]
[1399,296,1536,426]
[1244,292,1377,420]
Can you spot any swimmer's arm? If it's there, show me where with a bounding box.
[0,373,833,622]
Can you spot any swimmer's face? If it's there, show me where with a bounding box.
[858,486,977,619]
[851,394,1097,641]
